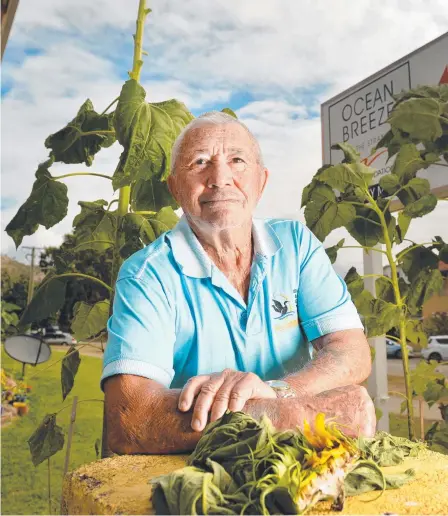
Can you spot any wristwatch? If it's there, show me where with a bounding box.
[265,380,297,399]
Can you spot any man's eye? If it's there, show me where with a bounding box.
[232,157,245,163]
[195,158,207,165]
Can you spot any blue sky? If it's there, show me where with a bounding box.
[1,0,447,273]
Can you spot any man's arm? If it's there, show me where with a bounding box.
[283,328,372,397]
[104,374,375,455]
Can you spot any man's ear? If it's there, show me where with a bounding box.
[167,174,178,202]
[259,167,270,197]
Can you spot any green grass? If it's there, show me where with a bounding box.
[1,346,103,515]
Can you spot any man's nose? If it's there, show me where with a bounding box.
[206,160,233,188]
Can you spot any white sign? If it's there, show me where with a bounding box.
[321,32,448,199]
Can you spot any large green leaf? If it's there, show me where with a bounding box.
[6,159,69,248]
[45,99,115,166]
[130,176,178,212]
[410,360,445,397]
[405,319,428,348]
[61,346,81,401]
[113,79,193,190]
[346,206,383,247]
[388,97,446,142]
[391,144,427,183]
[19,274,67,327]
[325,238,345,264]
[375,277,395,303]
[330,142,360,164]
[423,379,448,408]
[318,162,374,192]
[395,212,411,244]
[304,185,355,241]
[402,193,437,219]
[344,267,365,299]
[407,269,443,315]
[379,174,400,195]
[72,200,117,252]
[396,177,430,206]
[71,300,110,341]
[148,206,179,237]
[300,165,332,207]
[28,414,65,467]
[397,245,439,283]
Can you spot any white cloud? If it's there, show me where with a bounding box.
[2,0,447,271]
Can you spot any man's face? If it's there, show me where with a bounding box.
[168,123,269,230]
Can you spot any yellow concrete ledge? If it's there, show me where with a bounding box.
[62,449,448,515]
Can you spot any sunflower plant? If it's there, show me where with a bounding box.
[301,84,448,440]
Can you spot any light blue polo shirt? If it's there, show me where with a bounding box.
[101,216,363,390]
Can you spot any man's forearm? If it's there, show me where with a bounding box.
[106,379,305,455]
[284,329,371,397]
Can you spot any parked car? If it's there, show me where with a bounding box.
[386,338,415,359]
[421,335,448,363]
[42,331,77,346]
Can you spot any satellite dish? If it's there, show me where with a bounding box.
[4,334,51,373]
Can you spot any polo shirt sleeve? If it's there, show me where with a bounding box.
[296,225,364,341]
[100,274,175,390]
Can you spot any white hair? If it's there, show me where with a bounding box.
[170,111,264,174]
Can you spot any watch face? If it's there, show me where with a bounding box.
[266,380,290,390]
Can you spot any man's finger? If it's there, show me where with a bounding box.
[191,374,227,431]
[178,375,210,411]
[227,374,259,413]
[209,377,241,422]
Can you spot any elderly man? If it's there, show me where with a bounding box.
[102,112,375,455]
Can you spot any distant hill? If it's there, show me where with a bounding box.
[1,255,45,282]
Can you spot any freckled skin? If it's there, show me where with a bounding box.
[104,122,375,455]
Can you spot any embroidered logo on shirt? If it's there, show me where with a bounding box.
[271,295,295,320]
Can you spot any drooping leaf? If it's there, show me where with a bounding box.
[130,176,178,212]
[304,185,355,241]
[221,107,237,118]
[345,463,415,496]
[61,346,81,401]
[6,159,69,248]
[19,274,67,327]
[423,379,448,408]
[397,244,439,283]
[396,212,411,244]
[71,300,110,341]
[300,165,331,208]
[379,174,400,195]
[388,97,446,142]
[391,143,427,183]
[72,200,117,252]
[148,207,179,237]
[346,206,383,247]
[344,267,365,299]
[325,239,345,264]
[45,99,116,166]
[410,360,445,397]
[375,277,395,303]
[373,127,411,158]
[28,414,65,466]
[406,269,443,315]
[402,194,437,219]
[405,319,427,348]
[318,162,374,192]
[331,142,360,164]
[113,79,193,190]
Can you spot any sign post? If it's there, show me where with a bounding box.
[320,33,448,431]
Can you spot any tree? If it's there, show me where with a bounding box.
[423,312,448,336]
[39,235,113,331]
[302,84,448,439]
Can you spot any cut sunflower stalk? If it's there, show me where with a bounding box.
[151,411,385,515]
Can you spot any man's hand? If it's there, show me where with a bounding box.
[178,369,276,431]
[310,385,376,437]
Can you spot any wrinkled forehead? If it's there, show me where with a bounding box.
[179,123,257,157]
